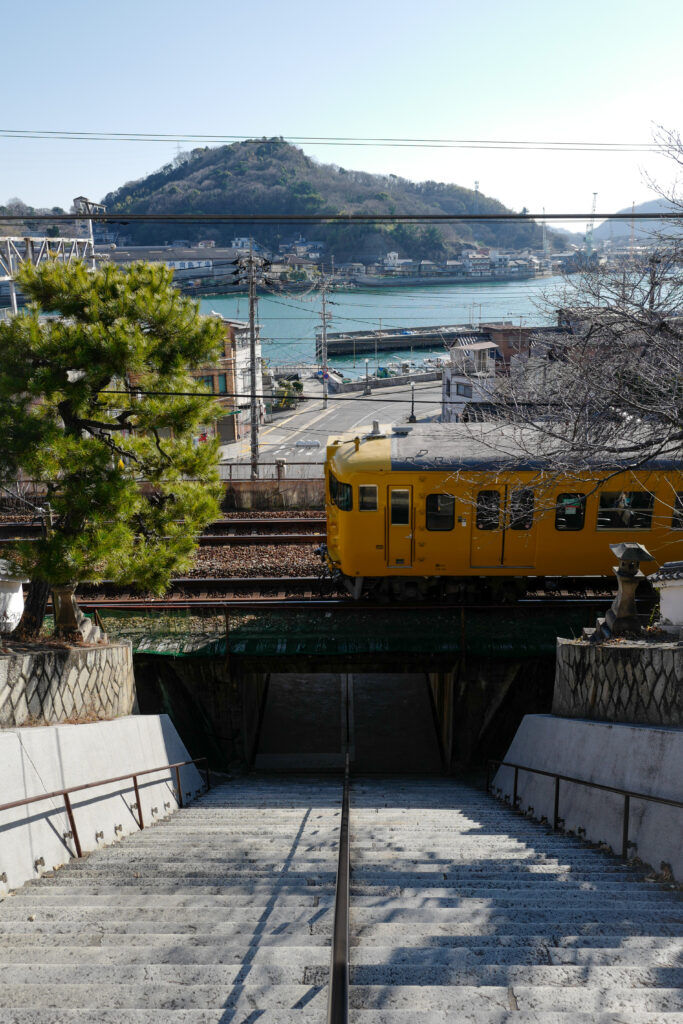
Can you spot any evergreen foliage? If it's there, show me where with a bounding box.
[0,260,225,600]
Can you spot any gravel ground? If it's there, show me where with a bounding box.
[187,543,324,578]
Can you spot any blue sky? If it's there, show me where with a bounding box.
[3,0,682,223]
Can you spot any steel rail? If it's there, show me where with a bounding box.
[487,758,683,859]
[198,533,325,546]
[0,757,209,859]
[328,753,350,1024]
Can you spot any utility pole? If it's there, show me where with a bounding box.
[247,245,259,479]
[232,245,270,480]
[320,269,330,409]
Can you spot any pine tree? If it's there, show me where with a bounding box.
[0,259,226,635]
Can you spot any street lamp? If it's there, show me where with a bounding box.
[363,358,371,395]
[408,381,416,423]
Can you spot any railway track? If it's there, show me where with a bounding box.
[0,516,326,547]
[67,574,643,612]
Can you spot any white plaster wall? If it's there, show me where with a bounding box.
[493,714,683,880]
[0,715,204,894]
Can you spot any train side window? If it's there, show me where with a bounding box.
[672,493,683,529]
[555,493,586,531]
[329,471,338,505]
[390,489,410,525]
[476,490,500,530]
[329,471,353,511]
[359,485,378,511]
[426,493,455,531]
[597,491,653,529]
[510,488,534,530]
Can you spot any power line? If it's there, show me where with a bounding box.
[0,129,661,152]
[1,212,681,224]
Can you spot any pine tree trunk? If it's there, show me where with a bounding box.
[16,579,50,639]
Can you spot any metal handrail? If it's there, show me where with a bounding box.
[487,758,683,859]
[0,756,209,858]
[328,752,350,1024]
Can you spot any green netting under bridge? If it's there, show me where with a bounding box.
[98,604,608,660]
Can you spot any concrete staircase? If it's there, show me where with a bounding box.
[2,774,682,1022]
[0,777,341,1022]
[348,778,683,1023]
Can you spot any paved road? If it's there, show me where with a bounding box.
[219,380,442,476]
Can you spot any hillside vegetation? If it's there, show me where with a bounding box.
[101,138,545,258]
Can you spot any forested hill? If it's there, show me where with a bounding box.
[101,138,545,258]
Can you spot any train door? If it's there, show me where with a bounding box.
[387,486,413,568]
[470,488,503,567]
[501,487,537,567]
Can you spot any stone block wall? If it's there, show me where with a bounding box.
[553,638,683,726]
[0,642,135,727]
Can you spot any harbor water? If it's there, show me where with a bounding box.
[200,274,566,379]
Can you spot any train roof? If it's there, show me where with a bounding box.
[327,423,683,474]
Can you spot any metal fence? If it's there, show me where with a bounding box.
[219,460,324,481]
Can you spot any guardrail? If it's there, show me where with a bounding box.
[0,757,209,859]
[487,758,683,859]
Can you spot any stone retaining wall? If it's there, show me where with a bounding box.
[553,638,683,726]
[0,642,135,727]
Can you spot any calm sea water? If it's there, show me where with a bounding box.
[200,275,566,379]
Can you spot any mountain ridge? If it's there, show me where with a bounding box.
[101,138,548,258]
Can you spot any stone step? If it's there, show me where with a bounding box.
[350,921,683,940]
[0,945,331,966]
[0,904,333,930]
[0,918,333,938]
[2,892,334,908]
[349,906,683,925]
[14,879,669,897]
[0,963,331,986]
[0,983,328,1011]
[3,1013,320,1024]
[348,1014,683,1024]
[2,941,678,968]
[347,985,683,1013]
[342,964,683,987]
[346,943,683,967]
[0,931,333,949]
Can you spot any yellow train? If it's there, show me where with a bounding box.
[323,422,683,598]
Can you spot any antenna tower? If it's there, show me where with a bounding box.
[585,191,597,262]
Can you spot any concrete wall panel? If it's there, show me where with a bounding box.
[493,714,683,880]
[0,715,202,894]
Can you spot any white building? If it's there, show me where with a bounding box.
[441,342,498,421]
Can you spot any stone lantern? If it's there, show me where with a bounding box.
[0,559,29,634]
[603,542,654,636]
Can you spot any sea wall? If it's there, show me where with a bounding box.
[0,642,135,728]
[553,638,683,726]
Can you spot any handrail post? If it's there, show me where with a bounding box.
[175,765,183,807]
[622,794,630,859]
[513,766,519,809]
[63,792,82,858]
[133,774,143,829]
[553,776,560,830]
